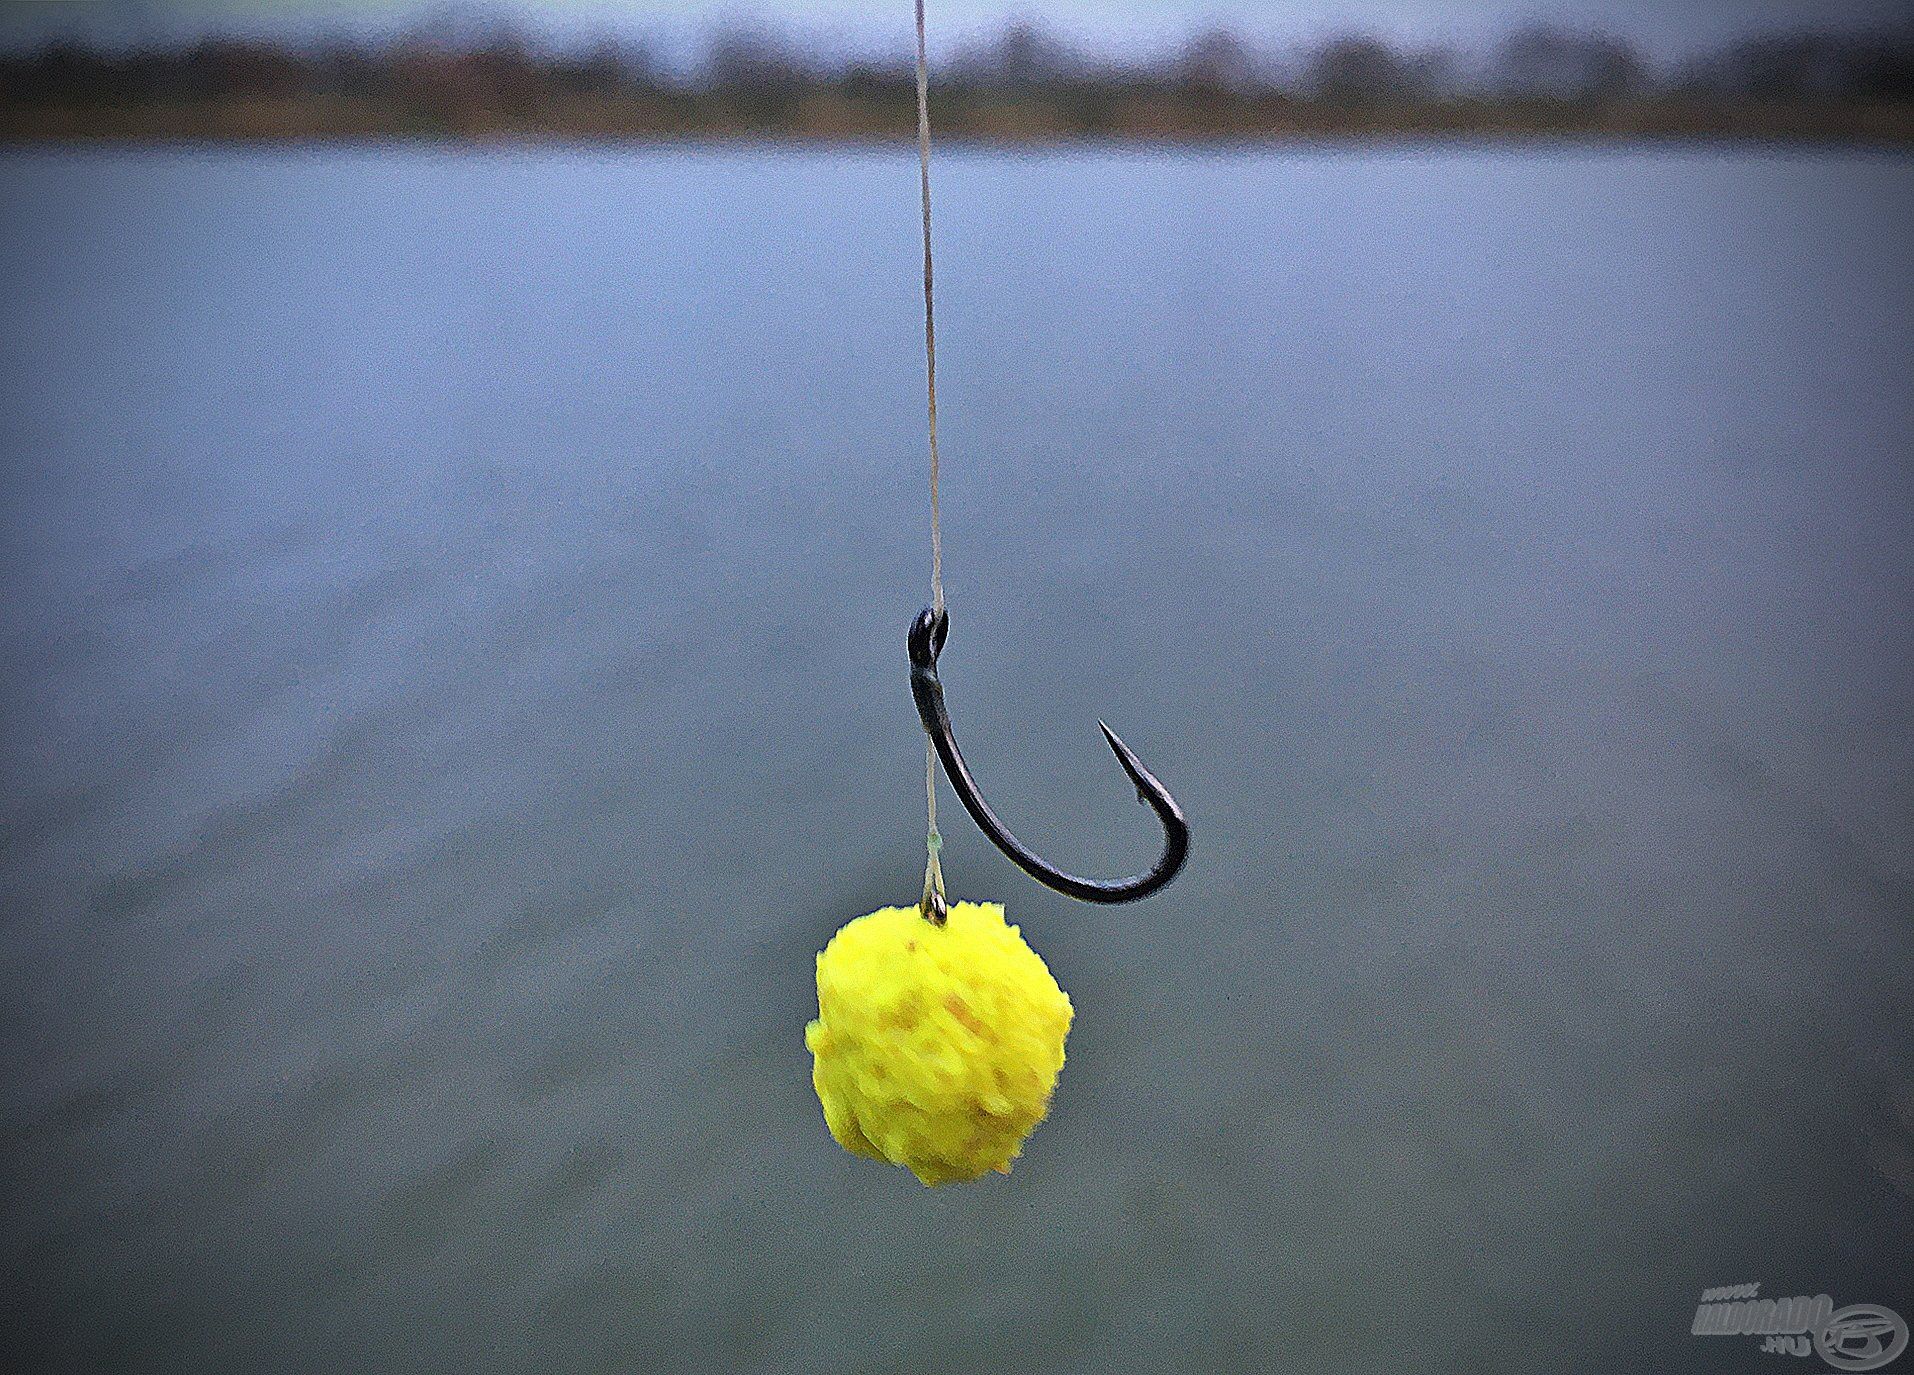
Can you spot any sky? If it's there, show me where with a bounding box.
[2,0,1910,55]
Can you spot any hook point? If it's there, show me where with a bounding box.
[1097,720,1149,795]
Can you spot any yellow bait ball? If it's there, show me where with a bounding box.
[805,902,1072,1185]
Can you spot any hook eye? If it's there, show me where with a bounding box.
[908,606,949,667]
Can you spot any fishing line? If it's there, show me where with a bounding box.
[915,0,946,919]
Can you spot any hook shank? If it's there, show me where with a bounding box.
[908,607,1188,903]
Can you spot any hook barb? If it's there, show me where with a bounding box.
[908,606,1189,904]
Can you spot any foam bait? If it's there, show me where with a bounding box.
[806,903,1070,1185]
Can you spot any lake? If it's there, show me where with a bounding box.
[1,145,1910,1372]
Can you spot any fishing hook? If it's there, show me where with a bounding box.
[909,606,1189,904]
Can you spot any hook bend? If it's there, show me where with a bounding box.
[908,606,1189,904]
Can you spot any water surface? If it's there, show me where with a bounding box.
[1,146,1911,1372]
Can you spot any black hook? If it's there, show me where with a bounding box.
[908,606,1189,904]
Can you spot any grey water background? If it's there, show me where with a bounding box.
[2,145,1911,1372]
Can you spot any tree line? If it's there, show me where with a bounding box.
[3,19,1911,141]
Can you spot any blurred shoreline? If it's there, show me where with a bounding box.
[5,100,1911,147]
[5,20,1910,146]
